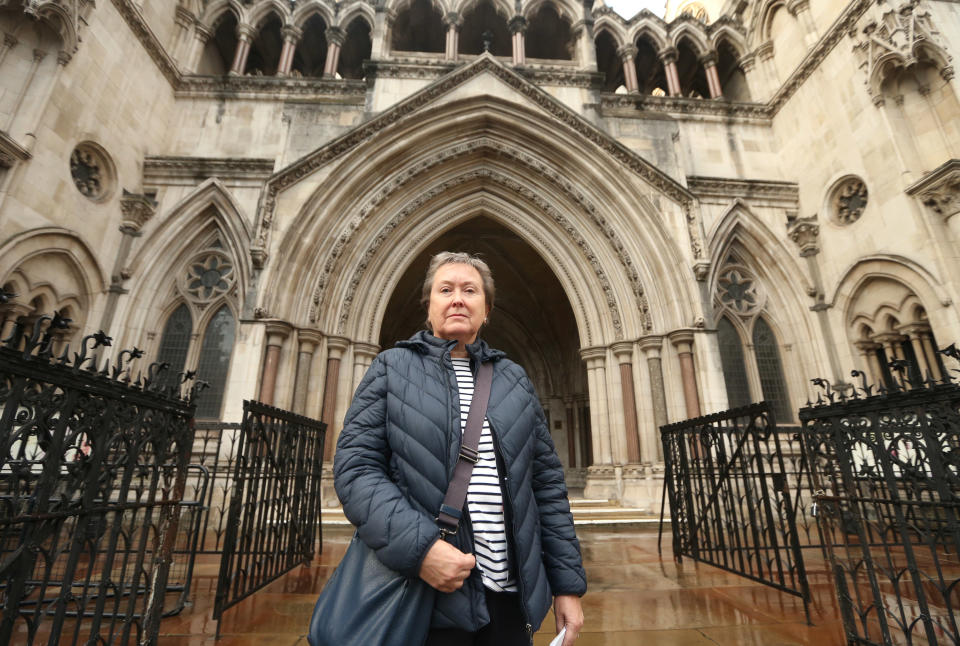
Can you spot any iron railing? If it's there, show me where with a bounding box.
[212,400,325,635]
[801,368,960,645]
[660,402,813,622]
[0,312,203,645]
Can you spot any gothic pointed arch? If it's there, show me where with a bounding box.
[247,1,291,31]
[669,23,709,56]
[592,17,627,48]
[119,179,251,349]
[390,0,446,53]
[256,74,700,347]
[293,2,335,30]
[200,0,243,27]
[19,2,78,56]
[523,0,579,24]
[335,4,377,32]
[629,22,668,54]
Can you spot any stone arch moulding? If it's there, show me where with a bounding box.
[670,23,710,55]
[247,1,291,29]
[334,5,376,31]
[385,0,453,17]
[0,227,107,305]
[22,2,80,56]
[263,124,696,343]
[452,0,514,20]
[200,0,244,27]
[522,0,580,23]
[629,23,668,52]
[251,55,697,278]
[119,178,252,343]
[292,3,336,30]
[325,182,625,348]
[830,255,956,338]
[592,18,627,47]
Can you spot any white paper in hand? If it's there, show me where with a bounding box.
[549,627,567,646]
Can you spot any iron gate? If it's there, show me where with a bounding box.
[212,400,325,634]
[661,402,813,621]
[801,371,960,645]
[0,314,201,645]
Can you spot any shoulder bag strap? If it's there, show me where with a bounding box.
[436,360,493,537]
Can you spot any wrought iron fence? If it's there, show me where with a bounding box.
[0,312,203,645]
[187,421,242,554]
[801,367,960,645]
[213,400,326,635]
[660,402,813,622]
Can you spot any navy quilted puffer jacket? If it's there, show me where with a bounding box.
[333,330,587,635]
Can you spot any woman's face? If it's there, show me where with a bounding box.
[427,263,489,346]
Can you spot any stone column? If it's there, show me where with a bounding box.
[292,330,322,414]
[351,342,380,393]
[572,18,596,70]
[659,47,681,97]
[258,322,291,406]
[444,12,462,61]
[669,331,701,418]
[612,342,641,464]
[322,336,350,461]
[509,16,526,66]
[854,340,884,387]
[701,51,722,99]
[920,331,944,381]
[756,40,778,89]
[0,302,31,341]
[901,323,936,381]
[638,335,667,462]
[172,6,195,63]
[5,49,45,132]
[188,23,213,72]
[738,52,758,100]
[581,346,617,500]
[564,395,577,468]
[229,24,256,75]
[0,33,17,67]
[618,44,639,93]
[787,0,819,46]
[99,192,157,336]
[371,6,393,60]
[276,25,303,76]
[323,27,345,77]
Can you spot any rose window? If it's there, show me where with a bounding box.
[833,177,868,225]
[718,269,760,315]
[182,252,235,302]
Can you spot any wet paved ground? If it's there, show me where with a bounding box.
[159,526,846,645]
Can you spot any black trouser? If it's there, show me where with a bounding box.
[424,588,531,646]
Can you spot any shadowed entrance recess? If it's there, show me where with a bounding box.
[378,216,591,471]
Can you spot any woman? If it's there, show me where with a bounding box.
[334,251,586,645]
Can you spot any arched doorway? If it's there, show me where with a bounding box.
[377,216,591,483]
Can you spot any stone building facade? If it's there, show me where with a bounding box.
[1,0,958,507]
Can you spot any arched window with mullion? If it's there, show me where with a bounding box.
[194,305,236,420]
[717,316,751,409]
[753,317,791,422]
[155,304,193,392]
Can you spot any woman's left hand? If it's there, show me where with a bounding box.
[554,594,583,644]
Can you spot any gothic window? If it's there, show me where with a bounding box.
[391,0,445,53]
[525,4,573,60]
[714,260,794,419]
[339,17,373,79]
[676,37,709,98]
[594,30,625,93]
[458,0,510,57]
[634,35,667,95]
[246,13,284,75]
[753,317,791,422]
[194,305,236,419]
[717,316,751,409]
[198,10,239,75]
[716,39,750,101]
[291,14,328,77]
[155,304,192,390]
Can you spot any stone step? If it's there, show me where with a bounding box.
[320,503,667,529]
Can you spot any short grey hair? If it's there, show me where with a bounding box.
[420,252,495,327]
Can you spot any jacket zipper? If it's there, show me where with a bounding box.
[488,419,534,638]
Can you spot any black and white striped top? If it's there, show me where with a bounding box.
[451,358,517,593]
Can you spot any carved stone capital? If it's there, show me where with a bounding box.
[756,40,774,61]
[325,26,346,46]
[119,190,158,232]
[738,52,756,72]
[353,342,381,360]
[326,335,351,359]
[637,335,663,356]
[610,341,635,364]
[786,0,810,16]
[658,46,678,64]
[251,246,268,269]
[283,25,304,43]
[579,345,607,364]
[693,260,710,282]
[906,159,960,221]
[698,50,718,67]
[237,23,257,41]
[296,328,324,353]
[508,15,527,34]
[264,320,293,345]
[786,213,820,256]
[175,5,195,29]
[617,44,638,61]
[668,329,695,353]
[195,23,215,42]
[443,12,463,28]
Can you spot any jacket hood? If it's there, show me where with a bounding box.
[396,330,505,363]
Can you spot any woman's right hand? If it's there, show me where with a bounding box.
[418,539,476,592]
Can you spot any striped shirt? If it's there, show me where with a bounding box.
[451,358,517,593]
